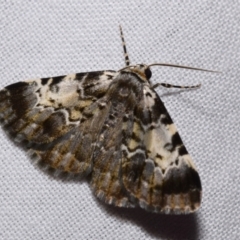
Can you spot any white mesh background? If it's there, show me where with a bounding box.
[1,1,240,239]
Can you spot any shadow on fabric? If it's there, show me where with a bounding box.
[100,202,200,240]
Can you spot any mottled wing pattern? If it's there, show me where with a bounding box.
[121,84,202,214]
[0,70,117,174]
[0,66,202,214]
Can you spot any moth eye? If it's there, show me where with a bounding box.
[144,68,152,79]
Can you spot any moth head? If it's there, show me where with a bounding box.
[119,64,152,81]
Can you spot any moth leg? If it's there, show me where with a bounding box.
[152,83,201,89]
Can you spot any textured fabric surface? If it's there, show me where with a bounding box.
[1,1,240,239]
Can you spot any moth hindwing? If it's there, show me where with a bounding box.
[0,26,202,214]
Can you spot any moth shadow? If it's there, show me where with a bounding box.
[100,202,200,240]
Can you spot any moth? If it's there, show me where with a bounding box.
[0,26,207,214]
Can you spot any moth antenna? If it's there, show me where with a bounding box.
[119,25,130,66]
[148,63,220,73]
